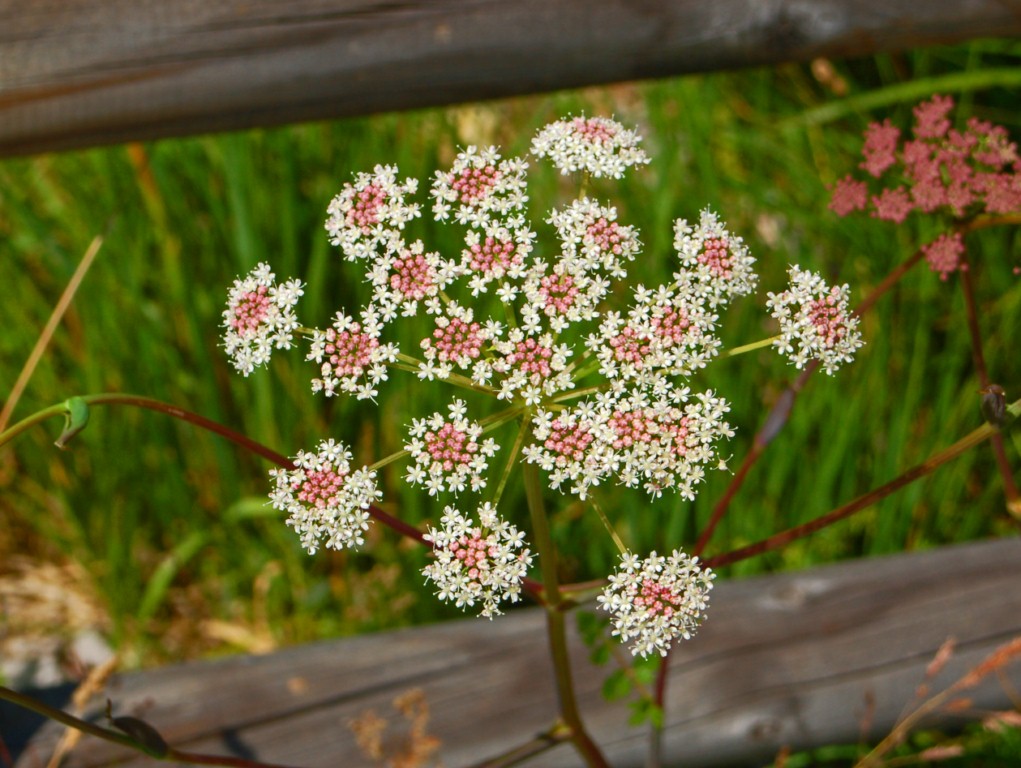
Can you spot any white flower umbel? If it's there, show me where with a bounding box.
[418,302,497,382]
[766,265,864,375]
[523,404,613,499]
[550,198,641,281]
[673,209,758,307]
[598,383,734,499]
[222,262,303,376]
[325,164,420,261]
[269,439,380,554]
[430,145,529,229]
[598,549,714,657]
[460,224,535,297]
[405,399,499,495]
[531,115,650,179]
[585,282,720,386]
[365,239,459,321]
[308,310,399,400]
[486,328,574,405]
[422,503,533,618]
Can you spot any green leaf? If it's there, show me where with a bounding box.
[633,654,660,685]
[576,609,607,646]
[602,669,632,701]
[137,531,208,622]
[628,698,664,728]
[589,643,610,667]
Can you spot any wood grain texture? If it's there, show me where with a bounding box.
[1,0,1021,157]
[6,537,1021,767]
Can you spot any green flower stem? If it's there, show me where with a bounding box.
[367,448,409,471]
[590,497,627,556]
[393,353,500,397]
[0,686,296,768]
[480,404,528,430]
[0,401,69,448]
[723,336,779,357]
[551,383,609,403]
[490,413,531,509]
[523,460,609,768]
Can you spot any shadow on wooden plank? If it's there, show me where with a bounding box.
[5,537,1021,768]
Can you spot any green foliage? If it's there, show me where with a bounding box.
[2,41,1020,673]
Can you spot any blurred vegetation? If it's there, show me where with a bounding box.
[1,41,1020,670]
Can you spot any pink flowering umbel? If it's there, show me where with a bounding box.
[598,550,714,657]
[767,266,864,375]
[830,94,1021,279]
[222,262,303,375]
[422,503,532,618]
[223,114,865,652]
[269,439,381,554]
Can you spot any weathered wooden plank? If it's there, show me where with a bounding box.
[6,537,1021,767]
[1,1,1021,157]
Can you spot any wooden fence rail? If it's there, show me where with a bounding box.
[6,538,1021,767]
[2,0,1021,157]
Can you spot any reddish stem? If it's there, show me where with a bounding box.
[958,262,1021,509]
[692,246,927,559]
[704,406,1011,569]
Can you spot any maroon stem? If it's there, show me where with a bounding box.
[691,246,927,559]
[958,262,1021,509]
[0,686,297,768]
[704,403,1012,569]
[83,395,425,536]
[73,395,544,600]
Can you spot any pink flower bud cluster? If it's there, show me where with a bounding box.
[830,94,1021,279]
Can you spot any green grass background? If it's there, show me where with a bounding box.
[1,41,1020,673]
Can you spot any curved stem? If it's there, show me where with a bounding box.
[0,394,429,545]
[0,687,296,768]
[696,214,1021,556]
